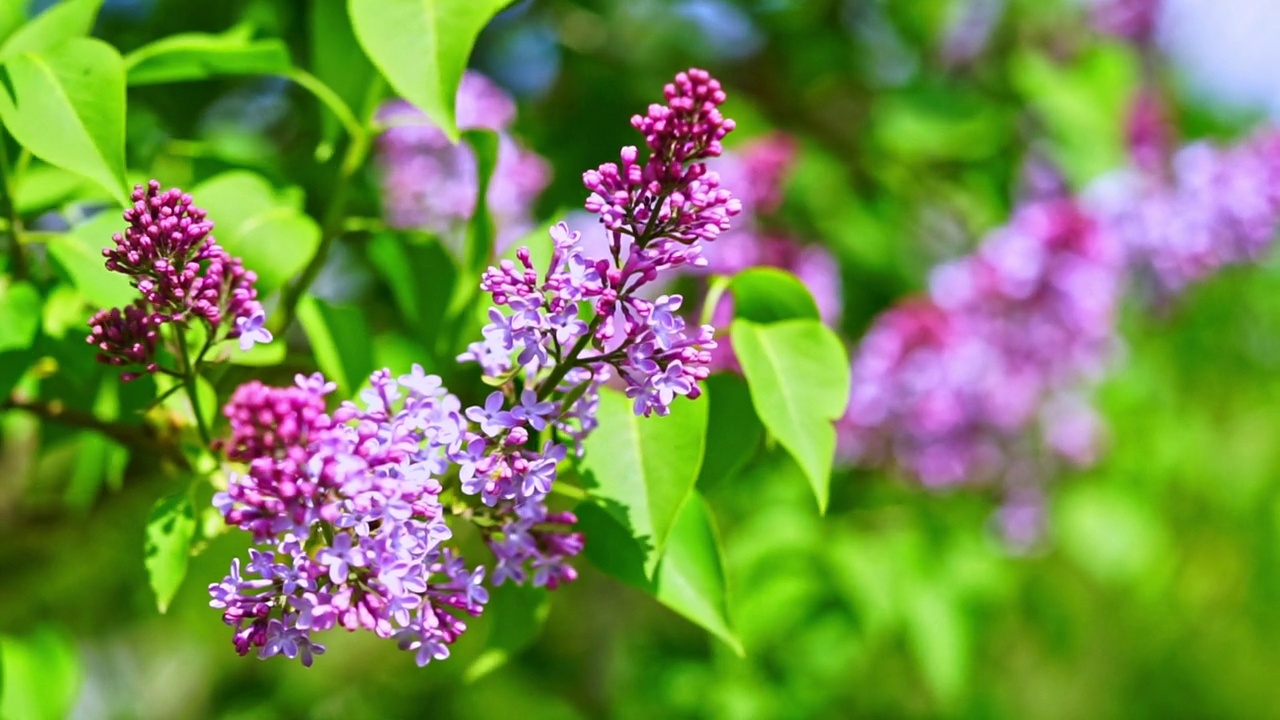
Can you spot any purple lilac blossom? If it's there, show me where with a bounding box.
[212,370,487,666]
[213,69,739,666]
[462,67,739,419]
[377,71,551,254]
[839,200,1123,489]
[1089,126,1280,294]
[86,181,269,380]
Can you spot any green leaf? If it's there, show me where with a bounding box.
[463,129,498,274]
[653,495,743,654]
[143,493,197,613]
[0,37,126,203]
[158,372,218,441]
[297,296,375,397]
[696,374,763,493]
[48,212,135,309]
[731,319,849,513]
[465,583,551,682]
[579,386,708,577]
[347,0,511,142]
[123,28,291,85]
[367,231,457,359]
[1056,483,1171,585]
[0,280,40,351]
[190,171,321,296]
[578,495,741,653]
[0,627,81,720]
[13,162,99,213]
[0,0,101,61]
[0,1,25,49]
[1011,46,1138,185]
[904,586,970,705]
[64,430,128,510]
[730,267,820,325]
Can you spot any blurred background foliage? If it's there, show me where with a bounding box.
[5,0,1280,717]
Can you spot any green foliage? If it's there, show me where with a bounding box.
[297,295,375,397]
[579,386,708,577]
[347,0,511,142]
[0,37,127,202]
[123,28,291,85]
[190,171,322,296]
[0,627,81,720]
[0,0,100,61]
[732,319,849,512]
[144,492,198,614]
[48,212,136,308]
[729,267,819,324]
[0,279,40,351]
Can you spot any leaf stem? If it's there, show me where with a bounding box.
[537,315,605,401]
[174,325,212,447]
[273,77,385,334]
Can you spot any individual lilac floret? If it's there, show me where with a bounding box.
[376,71,551,255]
[88,180,268,379]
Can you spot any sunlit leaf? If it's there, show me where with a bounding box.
[347,0,511,142]
[0,0,100,61]
[0,280,41,352]
[579,386,708,576]
[143,492,197,613]
[47,212,135,309]
[0,627,81,720]
[0,38,127,203]
[190,171,321,296]
[124,28,291,85]
[297,296,375,397]
[731,319,849,512]
[730,267,820,325]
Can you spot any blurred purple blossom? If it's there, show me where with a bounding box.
[377,72,551,255]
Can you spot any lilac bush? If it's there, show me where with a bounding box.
[209,68,739,665]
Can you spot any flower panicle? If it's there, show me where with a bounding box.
[86,180,272,381]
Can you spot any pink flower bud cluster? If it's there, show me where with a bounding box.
[87,181,270,380]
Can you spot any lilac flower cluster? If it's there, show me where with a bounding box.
[211,370,487,666]
[840,200,1122,487]
[1089,126,1280,294]
[212,68,738,666]
[86,181,270,381]
[463,67,738,418]
[377,72,550,255]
